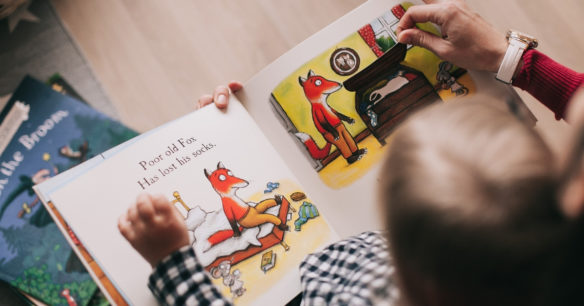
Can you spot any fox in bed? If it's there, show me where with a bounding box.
[298,70,366,164]
[204,162,289,240]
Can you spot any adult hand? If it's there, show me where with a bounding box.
[118,193,190,267]
[196,81,243,110]
[396,0,508,73]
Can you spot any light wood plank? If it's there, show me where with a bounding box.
[52,0,365,131]
[52,0,583,148]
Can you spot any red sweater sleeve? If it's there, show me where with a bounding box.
[513,49,584,120]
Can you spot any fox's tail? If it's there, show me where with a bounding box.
[295,132,332,160]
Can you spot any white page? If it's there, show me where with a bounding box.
[237,0,529,238]
[47,100,337,305]
[238,0,419,237]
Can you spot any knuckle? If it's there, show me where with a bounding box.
[434,44,452,59]
[442,2,460,17]
[445,1,459,10]
[152,194,168,206]
[413,31,425,46]
[138,203,155,219]
[152,195,171,212]
[136,200,148,211]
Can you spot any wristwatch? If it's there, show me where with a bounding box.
[496,30,538,84]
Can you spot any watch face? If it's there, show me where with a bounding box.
[507,30,538,48]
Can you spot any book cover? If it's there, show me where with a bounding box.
[0,76,137,305]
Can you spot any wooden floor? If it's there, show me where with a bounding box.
[52,0,583,145]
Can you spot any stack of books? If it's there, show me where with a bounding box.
[0,75,137,305]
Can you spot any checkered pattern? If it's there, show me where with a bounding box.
[299,231,398,306]
[149,231,397,305]
[149,246,232,306]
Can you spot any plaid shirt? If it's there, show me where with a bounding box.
[148,247,231,306]
[149,231,397,305]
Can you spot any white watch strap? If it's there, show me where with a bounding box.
[496,39,528,84]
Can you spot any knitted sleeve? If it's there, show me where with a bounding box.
[513,49,584,120]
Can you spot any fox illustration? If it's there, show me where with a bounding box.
[204,162,288,240]
[298,70,366,164]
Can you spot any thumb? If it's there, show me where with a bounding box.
[398,28,448,57]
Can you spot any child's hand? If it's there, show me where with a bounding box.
[196,81,243,110]
[118,193,190,267]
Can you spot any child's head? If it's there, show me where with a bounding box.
[380,97,584,306]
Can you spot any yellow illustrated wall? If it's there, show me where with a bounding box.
[272,32,378,150]
[270,4,477,189]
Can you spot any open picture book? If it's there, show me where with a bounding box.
[33,0,535,304]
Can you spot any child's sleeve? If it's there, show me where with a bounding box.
[148,246,232,306]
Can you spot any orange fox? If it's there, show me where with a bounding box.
[204,162,288,238]
[298,70,366,164]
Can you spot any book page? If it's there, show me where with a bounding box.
[44,100,337,305]
[237,0,531,238]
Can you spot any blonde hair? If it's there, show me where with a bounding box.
[380,97,580,305]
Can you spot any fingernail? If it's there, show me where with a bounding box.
[216,94,227,107]
[397,32,406,44]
